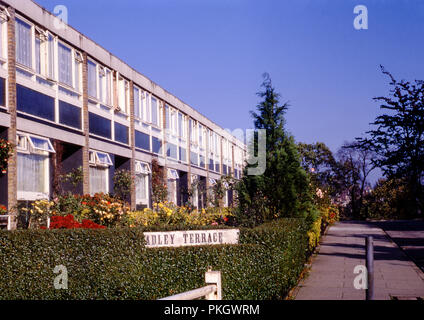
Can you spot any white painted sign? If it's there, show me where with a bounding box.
[144,229,240,248]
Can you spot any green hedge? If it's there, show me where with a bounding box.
[0,218,310,300]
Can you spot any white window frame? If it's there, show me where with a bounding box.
[167,169,179,180]
[16,132,55,201]
[135,160,151,174]
[88,150,112,195]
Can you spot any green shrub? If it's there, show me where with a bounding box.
[0,218,310,300]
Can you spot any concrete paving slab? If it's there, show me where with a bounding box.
[294,221,424,300]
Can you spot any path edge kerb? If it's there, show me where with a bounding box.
[376,223,424,282]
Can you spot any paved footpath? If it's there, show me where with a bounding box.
[295,221,424,300]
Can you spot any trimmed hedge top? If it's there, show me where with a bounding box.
[0,218,311,300]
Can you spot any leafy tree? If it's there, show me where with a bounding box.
[151,159,167,208]
[236,73,312,226]
[362,178,411,220]
[355,66,424,216]
[298,142,337,207]
[113,169,132,202]
[335,142,375,219]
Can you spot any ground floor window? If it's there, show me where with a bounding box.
[89,166,109,195]
[16,133,55,201]
[89,150,112,195]
[135,160,151,206]
[167,169,179,204]
[191,174,199,208]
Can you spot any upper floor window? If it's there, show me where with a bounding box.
[15,18,32,68]
[198,124,204,149]
[87,59,112,105]
[0,10,7,60]
[118,76,129,114]
[151,96,159,127]
[134,86,141,119]
[189,119,197,144]
[165,105,170,130]
[87,60,97,98]
[178,112,186,138]
[58,42,72,86]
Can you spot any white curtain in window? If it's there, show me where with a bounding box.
[88,61,97,98]
[89,166,108,195]
[58,43,72,86]
[135,174,147,203]
[15,19,32,68]
[17,153,47,193]
[167,179,177,204]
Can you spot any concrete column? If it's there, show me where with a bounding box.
[81,52,90,195]
[7,7,17,229]
[129,81,136,210]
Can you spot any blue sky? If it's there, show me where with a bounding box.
[36,0,424,156]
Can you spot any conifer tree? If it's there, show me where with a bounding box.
[236,74,312,226]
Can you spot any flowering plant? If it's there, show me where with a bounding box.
[0,205,7,215]
[43,214,105,229]
[123,202,234,228]
[0,139,13,174]
[52,193,130,227]
[19,199,54,229]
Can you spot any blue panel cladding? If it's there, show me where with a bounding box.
[17,84,55,121]
[89,112,111,139]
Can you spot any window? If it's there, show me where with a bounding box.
[135,161,150,206]
[178,113,185,138]
[48,34,55,79]
[98,67,105,103]
[189,119,197,144]
[87,60,97,98]
[151,97,159,126]
[165,105,170,130]
[0,14,5,59]
[168,169,179,180]
[58,43,72,87]
[117,77,129,113]
[16,133,55,201]
[171,110,177,135]
[15,18,32,68]
[74,52,83,92]
[135,161,151,175]
[35,35,41,74]
[89,166,108,195]
[134,87,141,119]
[191,175,199,208]
[89,150,112,195]
[167,169,179,204]
[143,92,150,123]
[199,124,204,149]
[105,69,112,105]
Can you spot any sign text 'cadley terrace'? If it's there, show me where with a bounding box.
[144,229,240,248]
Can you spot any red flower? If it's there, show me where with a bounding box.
[48,215,105,230]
